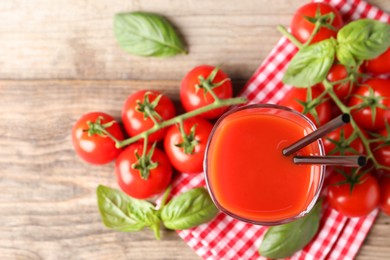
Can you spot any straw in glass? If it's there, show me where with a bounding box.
[293,155,366,167]
[282,113,350,156]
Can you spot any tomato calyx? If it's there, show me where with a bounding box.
[175,121,199,155]
[370,123,390,151]
[195,66,230,101]
[304,7,337,31]
[332,167,368,194]
[334,65,361,98]
[326,128,361,155]
[84,116,121,143]
[136,92,163,125]
[132,142,158,180]
[353,87,388,125]
[85,116,114,136]
[295,88,329,125]
[301,7,337,46]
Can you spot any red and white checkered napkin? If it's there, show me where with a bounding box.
[172,0,390,259]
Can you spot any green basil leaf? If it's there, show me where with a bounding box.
[114,12,187,57]
[161,187,218,230]
[337,19,390,67]
[336,44,357,68]
[259,200,322,259]
[282,39,335,87]
[127,203,162,240]
[96,185,156,232]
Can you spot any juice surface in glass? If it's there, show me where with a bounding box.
[205,104,324,225]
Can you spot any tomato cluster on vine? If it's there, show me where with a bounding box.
[72,65,233,200]
[280,2,390,218]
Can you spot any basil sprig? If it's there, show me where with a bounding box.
[97,185,218,239]
[283,38,336,87]
[114,12,187,57]
[259,201,322,259]
[337,19,390,67]
[161,187,219,230]
[282,19,390,88]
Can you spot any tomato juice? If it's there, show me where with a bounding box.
[205,104,324,225]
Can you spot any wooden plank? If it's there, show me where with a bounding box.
[0,0,319,81]
[2,0,389,80]
[0,80,199,260]
[1,80,390,259]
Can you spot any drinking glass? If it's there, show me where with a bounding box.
[204,104,325,225]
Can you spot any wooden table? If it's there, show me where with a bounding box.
[1,0,390,259]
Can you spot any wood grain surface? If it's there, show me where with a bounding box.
[1,0,390,259]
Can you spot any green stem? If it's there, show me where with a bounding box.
[379,165,390,171]
[142,135,148,161]
[323,81,351,113]
[144,106,160,126]
[277,25,303,49]
[330,78,351,86]
[367,138,384,143]
[177,119,189,143]
[201,79,221,101]
[159,185,172,209]
[316,87,329,100]
[150,223,161,240]
[116,96,247,148]
[93,124,120,143]
[303,22,322,47]
[323,80,382,169]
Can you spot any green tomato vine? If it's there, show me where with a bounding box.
[278,19,390,172]
[88,71,247,178]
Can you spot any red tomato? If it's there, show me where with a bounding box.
[323,124,366,156]
[320,64,357,100]
[378,172,390,216]
[164,117,213,174]
[122,90,176,142]
[115,143,172,199]
[373,128,390,167]
[329,100,342,118]
[290,2,343,44]
[327,170,380,217]
[278,87,331,126]
[72,112,124,165]
[348,78,390,131]
[180,65,233,119]
[364,47,390,75]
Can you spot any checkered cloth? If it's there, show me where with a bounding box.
[172,0,390,259]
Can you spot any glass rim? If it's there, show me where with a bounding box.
[203,103,325,226]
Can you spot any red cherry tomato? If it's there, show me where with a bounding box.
[290,2,343,44]
[164,117,213,174]
[329,100,343,118]
[72,112,124,165]
[180,65,233,119]
[373,128,390,168]
[278,87,331,126]
[327,170,380,217]
[122,90,176,142]
[378,172,390,216]
[348,78,390,131]
[319,64,357,100]
[323,124,366,156]
[115,143,172,199]
[364,47,390,76]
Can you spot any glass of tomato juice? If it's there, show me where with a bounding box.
[204,104,325,225]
